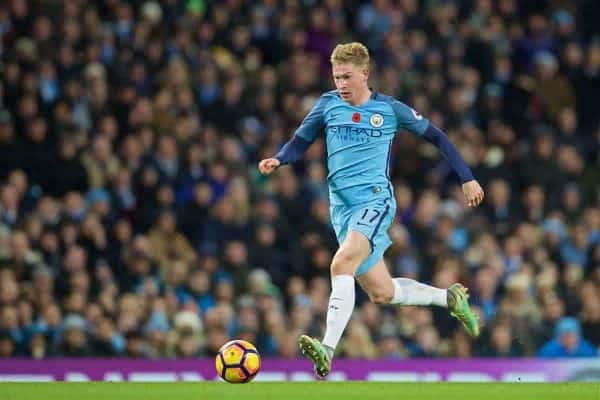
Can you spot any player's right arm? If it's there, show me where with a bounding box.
[258,95,329,175]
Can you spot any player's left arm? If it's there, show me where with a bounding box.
[392,100,484,207]
[421,124,484,207]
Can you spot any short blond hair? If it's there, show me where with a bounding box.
[330,42,370,68]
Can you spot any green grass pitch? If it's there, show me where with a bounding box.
[1,382,599,400]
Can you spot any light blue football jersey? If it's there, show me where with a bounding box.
[294,89,430,206]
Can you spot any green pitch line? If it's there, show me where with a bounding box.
[1,382,599,400]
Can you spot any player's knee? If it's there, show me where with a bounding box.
[369,289,393,305]
[330,250,361,275]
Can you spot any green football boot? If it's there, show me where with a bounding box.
[298,335,331,378]
[447,283,480,337]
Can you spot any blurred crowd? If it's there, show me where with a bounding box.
[0,0,599,360]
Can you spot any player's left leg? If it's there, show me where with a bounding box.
[356,258,446,306]
[356,259,480,337]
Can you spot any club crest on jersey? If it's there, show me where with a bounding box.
[370,113,384,128]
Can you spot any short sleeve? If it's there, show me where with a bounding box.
[390,100,430,136]
[294,95,329,143]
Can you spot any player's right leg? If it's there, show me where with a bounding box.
[357,259,480,337]
[299,230,370,378]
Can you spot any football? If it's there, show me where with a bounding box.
[215,339,261,383]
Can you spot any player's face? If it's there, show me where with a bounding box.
[332,63,369,104]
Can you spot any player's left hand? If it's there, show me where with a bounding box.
[462,180,484,208]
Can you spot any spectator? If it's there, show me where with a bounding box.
[537,317,597,357]
[55,314,93,357]
[148,210,196,270]
[478,320,524,357]
[0,110,19,180]
[0,330,16,358]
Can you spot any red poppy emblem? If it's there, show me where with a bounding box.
[352,113,361,123]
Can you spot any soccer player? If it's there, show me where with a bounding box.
[258,42,484,377]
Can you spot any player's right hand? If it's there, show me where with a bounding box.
[258,158,281,175]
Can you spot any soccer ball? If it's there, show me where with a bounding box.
[215,339,261,383]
